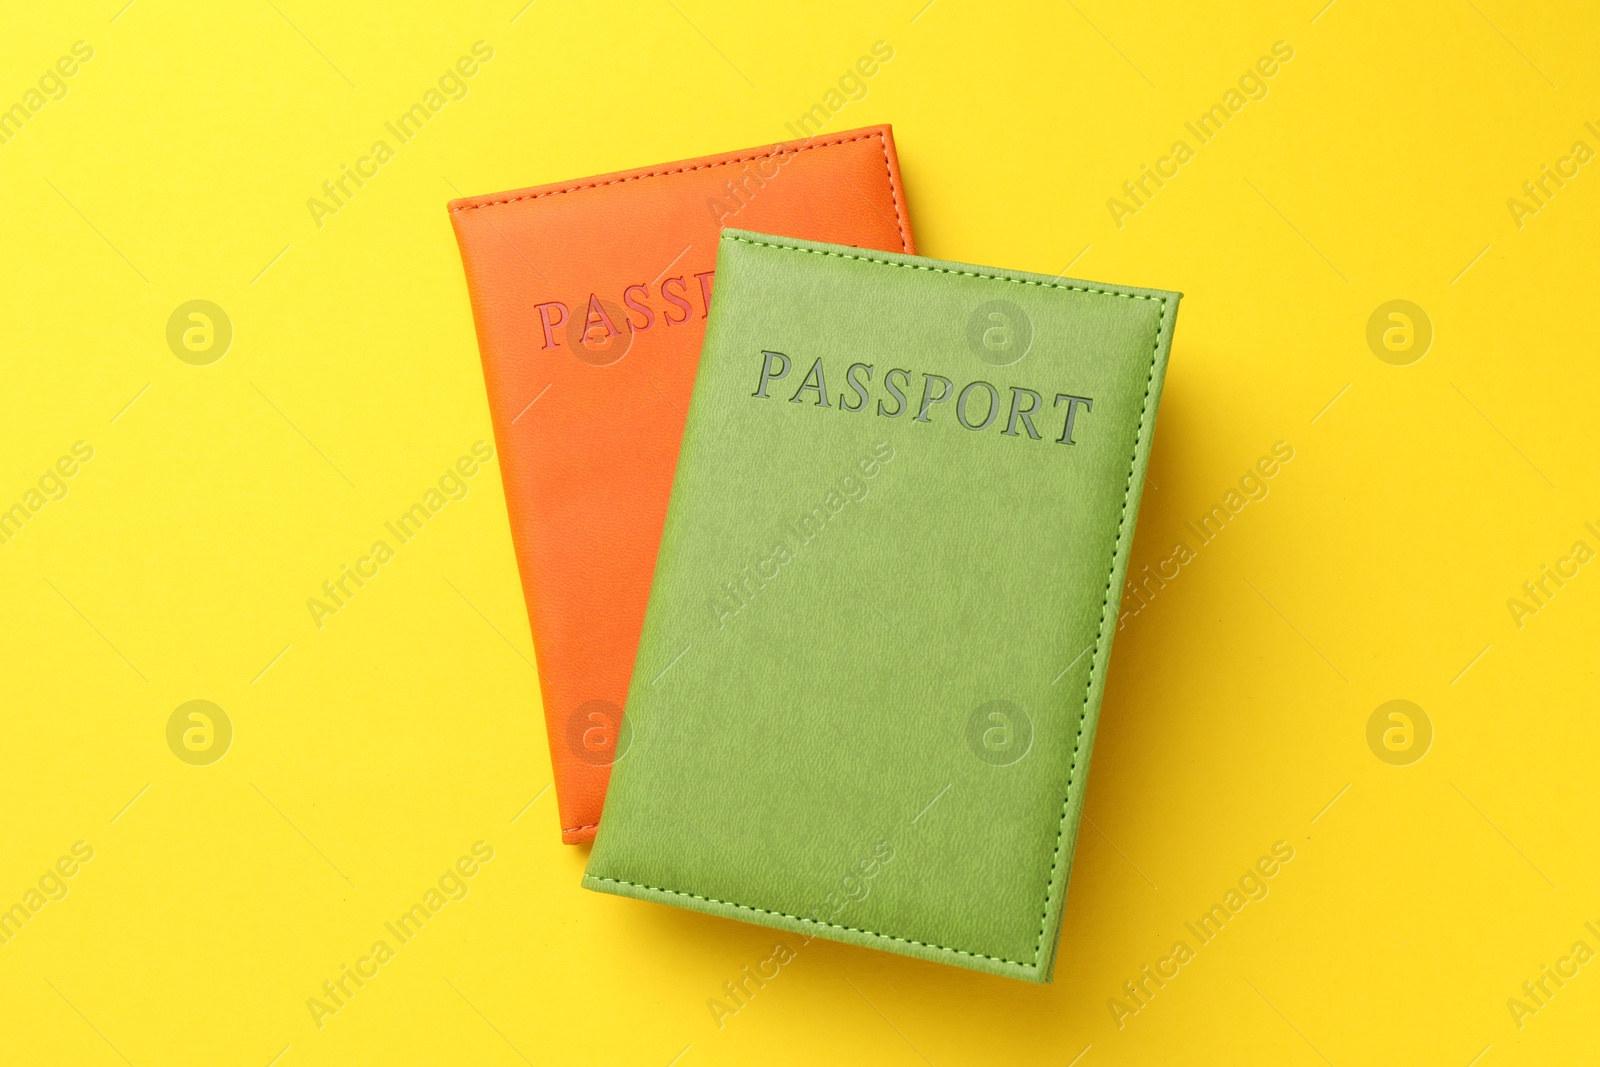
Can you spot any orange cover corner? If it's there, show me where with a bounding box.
[448,125,915,843]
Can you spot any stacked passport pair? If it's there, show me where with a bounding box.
[448,125,1179,982]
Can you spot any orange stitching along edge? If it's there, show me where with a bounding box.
[449,131,912,254]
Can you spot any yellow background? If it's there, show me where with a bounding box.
[2,1,1596,1063]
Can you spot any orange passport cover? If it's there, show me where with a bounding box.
[447,126,915,842]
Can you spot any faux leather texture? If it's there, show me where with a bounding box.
[584,230,1179,981]
[448,129,914,843]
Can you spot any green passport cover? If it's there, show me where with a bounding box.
[583,229,1180,983]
